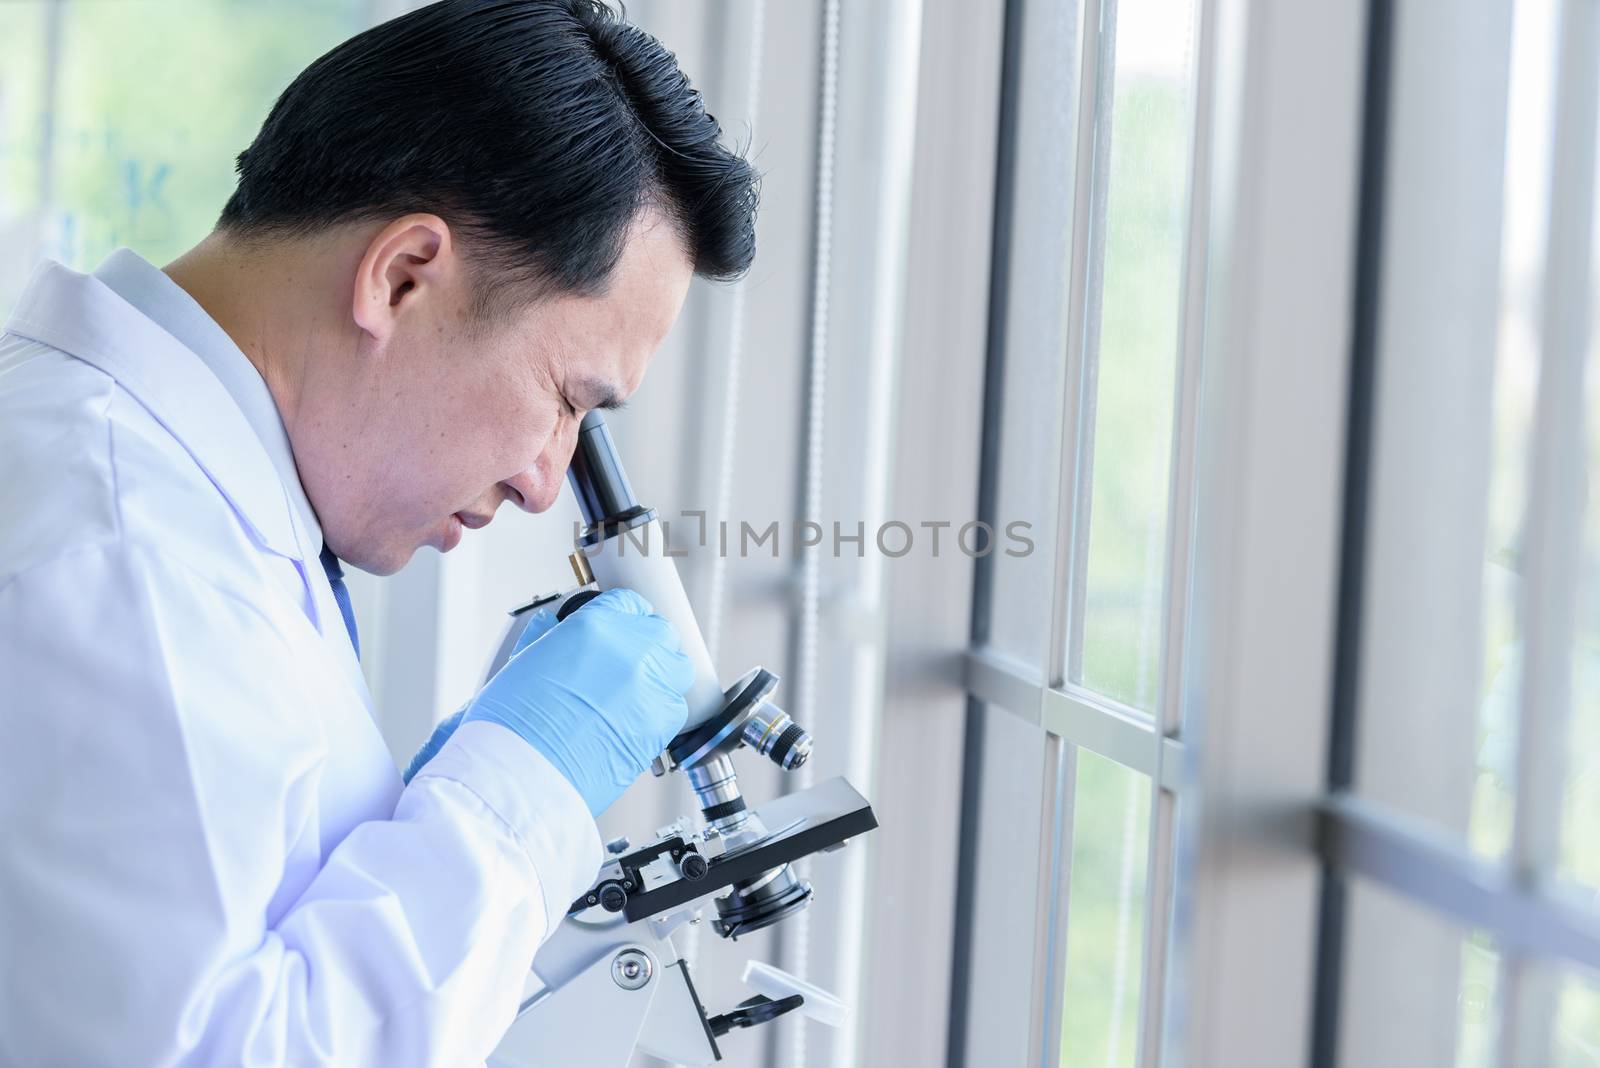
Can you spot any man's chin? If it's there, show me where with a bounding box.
[341,542,413,578]
[340,519,458,575]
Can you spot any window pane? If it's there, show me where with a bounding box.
[1466,0,1600,889]
[986,267,1069,669]
[1339,878,1490,1066]
[0,0,366,310]
[1509,957,1600,1065]
[1059,750,1150,1068]
[0,3,52,302]
[1557,100,1600,892]
[1456,934,1501,1067]
[1469,0,1559,865]
[1073,0,1197,710]
[1553,962,1600,1066]
[1566,328,1600,886]
[981,0,1082,673]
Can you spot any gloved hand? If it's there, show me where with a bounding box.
[401,606,561,784]
[461,588,694,816]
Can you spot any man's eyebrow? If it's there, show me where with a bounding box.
[574,375,628,412]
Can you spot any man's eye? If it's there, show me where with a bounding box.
[561,395,578,417]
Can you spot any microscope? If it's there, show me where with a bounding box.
[489,412,878,1066]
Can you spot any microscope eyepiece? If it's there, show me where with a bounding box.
[568,411,642,527]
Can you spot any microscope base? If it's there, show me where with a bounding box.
[489,911,792,1066]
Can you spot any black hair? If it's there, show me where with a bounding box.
[219,0,758,306]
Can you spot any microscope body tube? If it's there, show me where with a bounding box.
[579,519,726,733]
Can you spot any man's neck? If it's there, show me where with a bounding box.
[164,233,306,433]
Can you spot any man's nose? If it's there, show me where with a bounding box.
[499,469,552,514]
[501,423,581,514]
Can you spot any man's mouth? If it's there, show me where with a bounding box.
[440,511,492,554]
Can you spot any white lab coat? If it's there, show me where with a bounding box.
[0,255,602,1066]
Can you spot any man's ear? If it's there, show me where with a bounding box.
[351,214,454,341]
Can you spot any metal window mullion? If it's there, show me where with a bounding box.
[1033,0,1112,1061]
[1138,0,1218,1058]
[1158,737,1184,794]
[1496,1,1600,1063]
[1155,0,1215,754]
[1135,789,1178,1063]
[966,648,1189,788]
[966,646,1047,723]
[1309,0,1395,1062]
[1056,0,1119,690]
[1320,795,1600,972]
[1042,687,1160,778]
[1029,736,1078,1068]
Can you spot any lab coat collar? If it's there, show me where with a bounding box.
[3,258,303,561]
[89,249,325,558]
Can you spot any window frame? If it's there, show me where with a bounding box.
[951,0,1218,1062]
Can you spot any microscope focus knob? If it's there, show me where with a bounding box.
[598,883,629,913]
[678,852,710,881]
[555,588,603,621]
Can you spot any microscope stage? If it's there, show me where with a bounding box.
[621,776,877,922]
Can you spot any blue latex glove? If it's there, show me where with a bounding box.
[401,607,559,784]
[462,588,693,815]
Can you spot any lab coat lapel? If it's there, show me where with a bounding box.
[4,260,301,561]
[5,260,374,710]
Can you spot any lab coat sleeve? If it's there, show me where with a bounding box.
[0,539,603,1067]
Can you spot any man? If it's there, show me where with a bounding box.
[0,1,758,1064]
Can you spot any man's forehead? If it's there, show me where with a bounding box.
[615,210,694,320]
[582,220,691,396]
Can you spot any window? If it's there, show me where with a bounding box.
[1316,0,1600,1063]
[959,0,1600,1062]
[1470,0,1559,868]
[955,0,1207,1062]
[0,0,369,308]
[1072,0,1197,712]
[1059,750,1153,1065]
